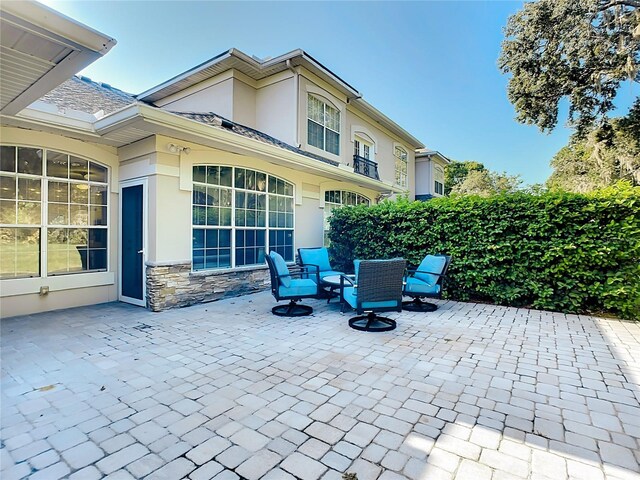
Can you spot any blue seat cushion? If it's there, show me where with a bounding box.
[404,276,440,296]
[299,248,332,273]
[279,278,317,298]
[270,251,291,288]
[342,286,399,310]
[414,255,447,286]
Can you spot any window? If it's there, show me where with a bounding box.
[354,138,373,160]
[323,190,370,246]
[0,146,109,280]
[434,165,445,196]
[394,146,408,188]
[192,166,294,271]
[308,94,340,155]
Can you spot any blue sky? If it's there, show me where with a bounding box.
[41,0,637,185]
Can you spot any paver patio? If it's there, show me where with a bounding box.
[1,292,639,480]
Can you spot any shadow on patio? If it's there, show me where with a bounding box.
[1,292,639,479]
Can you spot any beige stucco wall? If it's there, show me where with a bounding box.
[233,78,257,127]
[0,126,120,317]
[256,76,296,146]
[158,77,234,120]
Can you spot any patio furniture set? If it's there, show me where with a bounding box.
[265,247,451,332]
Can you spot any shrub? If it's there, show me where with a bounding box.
[328,184,640,320]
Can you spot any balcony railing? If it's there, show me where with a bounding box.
[353,155,380,180]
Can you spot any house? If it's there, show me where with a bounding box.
[0,2,428,317]
[415,149,451,200]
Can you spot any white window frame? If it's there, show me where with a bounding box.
[0,145,110,281]
[307,94,340,155]
[394,146,408,188]
[192,165,296,272]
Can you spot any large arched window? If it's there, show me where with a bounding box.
[323,190,370,246]
[0,146,109,279]
[192,166,294,271]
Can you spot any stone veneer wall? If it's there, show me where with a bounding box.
[146,261,270,312]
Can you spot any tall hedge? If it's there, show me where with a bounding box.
[328,185,640,320]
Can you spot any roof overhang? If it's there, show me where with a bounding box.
[3,103,404,194]
[416,149,451,164]
[0,0,116,115]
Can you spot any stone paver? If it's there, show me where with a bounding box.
[2,292,639,480]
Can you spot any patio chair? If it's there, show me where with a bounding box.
[340,258,406,332]
[402,254,451,312]
[298,247,343,281]
[265,251,320,317]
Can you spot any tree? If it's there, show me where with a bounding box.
[444,160,486,195]
[498,0,639,134]
[451,170,523,197]
[547,98,640,192]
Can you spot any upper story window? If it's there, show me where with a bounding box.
[354,137,373,160]
[434,165,445,195]
[308,94,340,155]
[192,166,294,271]
[394,146,408,188]
[323,190,370,246]
[1,146,109,280]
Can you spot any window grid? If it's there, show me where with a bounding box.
[192,166,294,271]
[394,146,408,188]
[307,94,340,155]
[323,190,370,246]
[0,146,109,280]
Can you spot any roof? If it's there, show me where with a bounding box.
[39,76,136,116]
[0,0,116,115]
[415,149,451,163]
[173,112,339,167]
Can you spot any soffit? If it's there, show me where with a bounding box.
[0,1,115,115]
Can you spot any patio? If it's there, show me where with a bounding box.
[1,293,639,480]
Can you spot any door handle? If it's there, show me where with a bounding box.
[137,250,144,254]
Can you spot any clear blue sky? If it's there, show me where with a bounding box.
[42,0,637,186]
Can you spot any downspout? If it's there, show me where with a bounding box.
[286,59,300,147]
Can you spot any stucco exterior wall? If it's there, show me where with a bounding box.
[158,77,234,120]
[233,78,257,128]
[0,127,120,317]
[256,76,296,146]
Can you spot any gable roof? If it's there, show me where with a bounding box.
[39,75,136,116]
[172,112,339,167]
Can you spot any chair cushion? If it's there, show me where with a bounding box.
[279,278,317,298]
[270,251,291,288]
[414,255,447,286]
[342,286,399,310]
[299,248,332,273]
[404,276,440,295]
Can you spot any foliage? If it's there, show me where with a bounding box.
[498,0,640,134]
[328,185,640,319]
[548,99,640,192]
[444,160,486,195]
[451,169,522,197]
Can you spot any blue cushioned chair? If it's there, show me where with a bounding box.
[298,247,343,281]
[403,254,451,312]
[340,258,406,332]
[265,251,320,316]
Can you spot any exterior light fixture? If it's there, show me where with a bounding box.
[167,143,191,154]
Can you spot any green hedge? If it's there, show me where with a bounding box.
[328,185,640,320]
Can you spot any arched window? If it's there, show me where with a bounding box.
[394,146,408,188]
[0,145,109,279]
[192,166,294,271]
[308,94,340,155]
[434,165,445,195]
[323,190,370,246]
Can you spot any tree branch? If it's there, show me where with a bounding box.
[599,0,640,10]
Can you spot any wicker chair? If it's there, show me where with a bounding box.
[402,254,451,312]
[340,258,406,332]
[265,251,320,317]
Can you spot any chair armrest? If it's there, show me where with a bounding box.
[285,265,320,283]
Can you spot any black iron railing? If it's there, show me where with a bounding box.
[353,155,380,180]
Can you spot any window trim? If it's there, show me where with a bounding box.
[191,165,296,272]
[307,93,341,156]
[1,145,110,281]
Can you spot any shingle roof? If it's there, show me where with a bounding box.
[172,112,339,167]
[39,75,136,115]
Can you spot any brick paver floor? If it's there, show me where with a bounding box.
[1,292,639,479]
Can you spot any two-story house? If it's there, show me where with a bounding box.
[0,2,425,317]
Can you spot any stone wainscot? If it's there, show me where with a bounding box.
[146,261,270,311]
